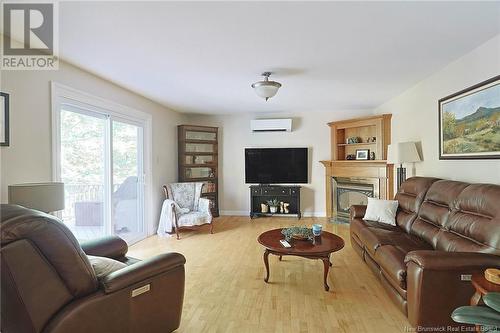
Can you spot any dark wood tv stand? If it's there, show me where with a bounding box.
[249,185,301,219]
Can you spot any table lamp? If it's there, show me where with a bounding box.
[387,142,421,189]
[8,182,65,213]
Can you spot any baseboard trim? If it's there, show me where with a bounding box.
[219,210,326,217]
[302,212,326,218]
[220,210,248,216]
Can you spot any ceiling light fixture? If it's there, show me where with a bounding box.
[251,72,282,101]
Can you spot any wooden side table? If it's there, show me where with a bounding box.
[470,272,500,306]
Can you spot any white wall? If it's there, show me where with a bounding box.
[186,34,500,216]
[187,110,370,216]
[3,34,497,228]
[0,61,186,234]
[374,34,500,185]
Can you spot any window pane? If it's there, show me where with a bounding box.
[112,121,143,240]
[60,109,106,241]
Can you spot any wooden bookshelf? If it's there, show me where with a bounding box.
[178,125,219,217]
[329,114,392,161]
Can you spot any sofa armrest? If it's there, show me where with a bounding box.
[349,205,367,219]
[80,236,128,259]
[405,250,500,270]
[405,250,500,328]
[101,252,186,294]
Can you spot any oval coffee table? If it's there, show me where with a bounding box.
[257,228,344,291]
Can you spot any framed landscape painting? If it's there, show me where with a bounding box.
[439,75,500,159]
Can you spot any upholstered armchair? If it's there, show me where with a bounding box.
[157,182,213,239]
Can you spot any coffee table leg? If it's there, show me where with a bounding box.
[279,255,282,261]
[329,254,332,267]
[322,257,330,291]
[263,250,270,283]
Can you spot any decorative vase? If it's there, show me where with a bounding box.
[261,203,269,213]
[270,206,278,214]
[279,201,284,213]
[283,203,290,214]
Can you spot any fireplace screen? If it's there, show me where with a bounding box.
[333,178,377,219]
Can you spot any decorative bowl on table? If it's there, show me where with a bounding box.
[281,226,313,241]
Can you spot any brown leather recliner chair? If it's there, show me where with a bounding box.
[350,177,500,329]
[1,204,186,333]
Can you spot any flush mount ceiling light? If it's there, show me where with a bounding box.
[251,72,282,101]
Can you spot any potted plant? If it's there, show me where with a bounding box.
[267,198,280,213]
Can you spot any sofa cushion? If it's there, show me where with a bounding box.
[350,217,400,253]
[410,180,469,248]
[350,217,398,239]
[375,239,434,292]
[437,184,500,254]
[394,177,440,233]
[360,226,433,257]
[359,227,404,255]
[375,245,407,289]
[87,255,127,279]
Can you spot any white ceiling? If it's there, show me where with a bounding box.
[59,1,500,114]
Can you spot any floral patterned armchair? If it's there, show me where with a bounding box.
[157,182,213,239]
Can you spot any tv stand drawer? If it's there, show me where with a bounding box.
[251,188,262,195]
[262,187,291,196]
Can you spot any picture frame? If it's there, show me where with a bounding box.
[0,92,9,147]
[355,149,369,160]
[438,75,500,160]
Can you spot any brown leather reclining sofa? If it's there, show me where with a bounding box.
[350,177,500,328]
[1,204,186,333]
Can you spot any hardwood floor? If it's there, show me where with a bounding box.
[129,216,410,333]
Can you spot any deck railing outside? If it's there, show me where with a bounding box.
[62,183,120,224]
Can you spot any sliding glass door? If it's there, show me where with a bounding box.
[58,102,145,243]
[111,119,144,241]
[60,106,108,240]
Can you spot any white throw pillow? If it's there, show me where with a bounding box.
[363,198,399,226]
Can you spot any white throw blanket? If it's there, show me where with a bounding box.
[157,199,189,237]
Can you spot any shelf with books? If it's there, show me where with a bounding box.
[178,125,219,217]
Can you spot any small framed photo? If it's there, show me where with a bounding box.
[355,149,369,160]
[0,92,9,147]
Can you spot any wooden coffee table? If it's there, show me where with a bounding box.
[257,228,345,291]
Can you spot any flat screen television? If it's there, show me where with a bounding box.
[245,148,308,184]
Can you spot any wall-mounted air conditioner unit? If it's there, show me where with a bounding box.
[250,119,292,132]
